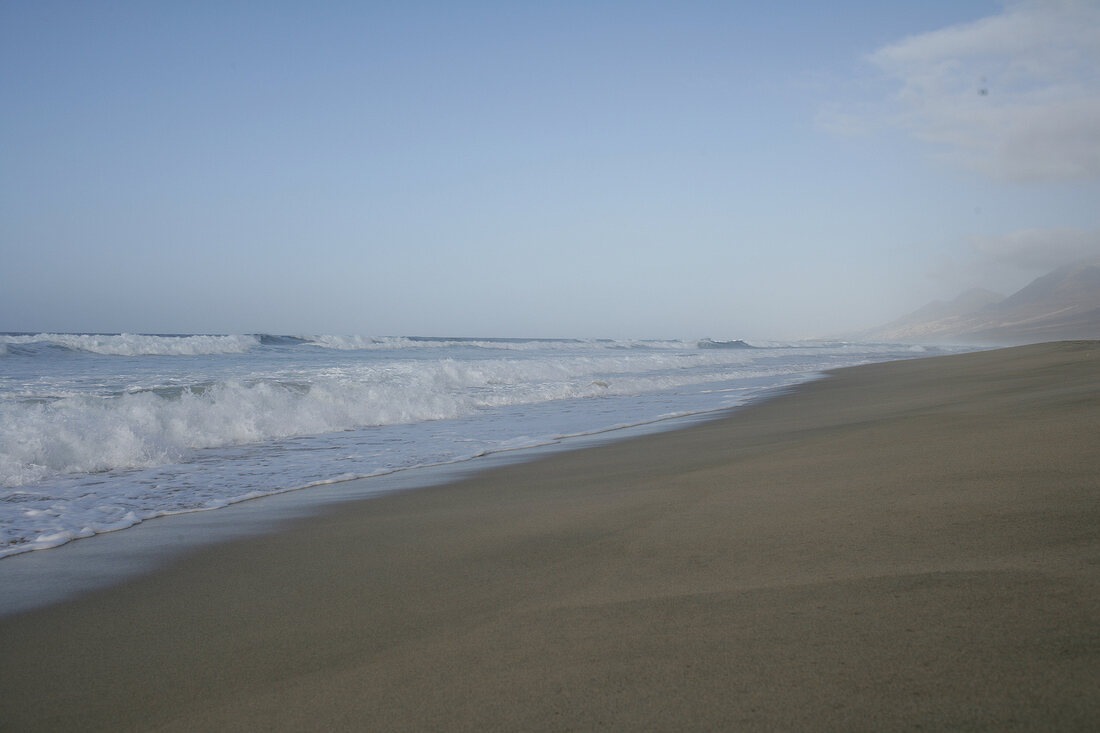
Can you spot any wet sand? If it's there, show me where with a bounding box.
[2,341,1098,731]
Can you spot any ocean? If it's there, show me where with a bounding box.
[0,333,954,558]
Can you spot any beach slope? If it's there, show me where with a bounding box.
[2,341,1098,731]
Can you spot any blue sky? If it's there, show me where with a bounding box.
[2,0,1098,338]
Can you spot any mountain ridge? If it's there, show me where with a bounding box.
[857,260,1100,345]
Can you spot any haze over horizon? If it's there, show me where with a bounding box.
[2,1,1099,340]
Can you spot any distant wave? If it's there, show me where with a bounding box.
[255,334,310,346]
[0,333,260,356]
[0,332,950,358]
[697,338,755,349]
[302,335,696,351]
[0,332,719,356]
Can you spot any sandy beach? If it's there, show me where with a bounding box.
[2,341,1098,731]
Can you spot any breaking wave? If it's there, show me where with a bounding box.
[0,349,805,489]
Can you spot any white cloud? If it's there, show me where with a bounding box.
[969,227,1100,269]
[923,227,1100,298]
[868,0,1100,182]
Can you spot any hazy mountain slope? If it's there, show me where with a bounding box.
[861,261,1100,344]
[863,288,1005,342]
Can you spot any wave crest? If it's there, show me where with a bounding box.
[302,335,696,351]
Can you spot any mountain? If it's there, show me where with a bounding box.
[860,261,1100,345]
[864,288,1006,342]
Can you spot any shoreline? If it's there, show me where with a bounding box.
[0,391,782,618]
[2,341,1098,731]
[0,357,842,571]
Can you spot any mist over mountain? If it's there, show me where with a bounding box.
[859,261,1100,345]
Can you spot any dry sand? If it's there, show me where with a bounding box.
[2,341,1098,731]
